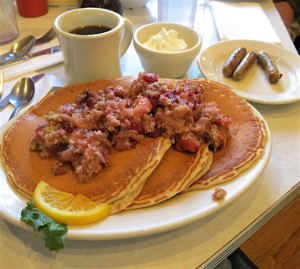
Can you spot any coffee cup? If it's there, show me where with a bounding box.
[53,8,133,84]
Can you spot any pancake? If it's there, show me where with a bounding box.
[1,77,172,214]
[186,79,267,191]
[2,113,171,213]
[127,142,213,210]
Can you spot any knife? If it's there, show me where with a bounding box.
[0,46,61,68]
[0,73,45,111]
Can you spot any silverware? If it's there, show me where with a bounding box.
[35,28,56,45]
[0,29,56,65]
[0,36,36,66]
[0,70,4,100]
[0,45,61,68]
[8,77,35,120]
[0,73,44,111]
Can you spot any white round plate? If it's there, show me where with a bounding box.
[0,107,271,241]
[198,40,300,104]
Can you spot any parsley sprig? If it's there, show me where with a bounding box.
[21,201,68,251]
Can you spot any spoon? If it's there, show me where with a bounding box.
[0,35,36,66]
[8,77,35,120]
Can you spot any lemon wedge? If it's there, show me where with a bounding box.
[32,181,110,225]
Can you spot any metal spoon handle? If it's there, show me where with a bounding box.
[9,105,21,120]
[0,53,15,66]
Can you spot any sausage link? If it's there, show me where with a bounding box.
[222,47,247,77]
[257,51,282,84]
[232,52,257,81]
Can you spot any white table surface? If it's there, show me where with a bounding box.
[0,1,299,268]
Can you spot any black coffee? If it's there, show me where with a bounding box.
[69,25,111,35]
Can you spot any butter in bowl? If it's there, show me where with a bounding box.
[133,22,202,78]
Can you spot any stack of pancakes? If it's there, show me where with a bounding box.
[1,77,267,214]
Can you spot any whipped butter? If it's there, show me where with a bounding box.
[143,28,187,52]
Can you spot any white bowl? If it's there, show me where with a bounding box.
[120,0,148,9]
[133,22,202,78]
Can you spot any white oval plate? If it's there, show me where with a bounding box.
[0,106,271,241]
[198,40,300,105]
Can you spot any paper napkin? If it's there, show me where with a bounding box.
[1,38,64,81]
[210,1,281,44]
[2,52,63,81]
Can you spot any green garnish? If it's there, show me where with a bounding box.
[21,201,68,251]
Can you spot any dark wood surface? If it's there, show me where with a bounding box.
[240,193,300,269]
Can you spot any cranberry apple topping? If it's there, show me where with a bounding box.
[212,188,227,200]
[31,72,231,182]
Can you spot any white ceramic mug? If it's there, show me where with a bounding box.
[53,8,133,84]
